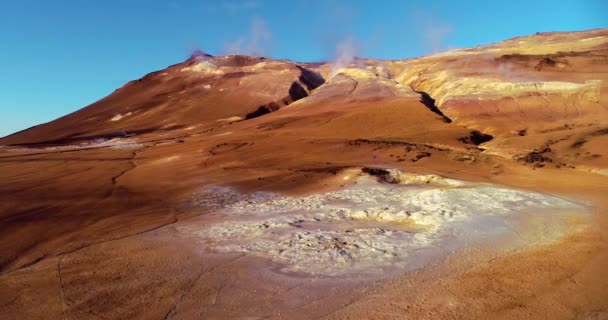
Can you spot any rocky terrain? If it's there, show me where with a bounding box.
[1,29,607,319]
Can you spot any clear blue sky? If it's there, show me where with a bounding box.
[0,0,606,137]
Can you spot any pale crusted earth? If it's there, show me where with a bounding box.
[0,138,143,152]
[183,173,585,276]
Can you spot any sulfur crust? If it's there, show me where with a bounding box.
[184,172,582,276]
[180,61,225,74]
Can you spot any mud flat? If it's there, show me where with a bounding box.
[182,170,590,280]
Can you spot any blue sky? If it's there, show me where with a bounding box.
[0,0,606,137]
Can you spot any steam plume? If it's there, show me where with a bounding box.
[224,16,271,56]
[330,36,358,77]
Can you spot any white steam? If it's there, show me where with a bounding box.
[224,16,271,56]
[413,10,453,54]
[424,23,452,53]
[330,36,358,77]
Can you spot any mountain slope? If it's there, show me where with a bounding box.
[2,29,606,172]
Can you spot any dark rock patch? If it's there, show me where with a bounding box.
[458,130,494,145]
[347,139,448,152]
[299,166,349,175]
[361,167,390,176]
[415,90,453,123]
[518,147,553,165]
[591,127,608,136]
[297,66,325,90]
[571,138,587,148]
[539,123,575,133]
[534,57,569,71]
[412,152,431,162]
[288,81,309,101]
[246,102,281,119]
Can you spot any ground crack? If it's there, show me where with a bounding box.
[0,214,180,276]
[163,254,245,319]
[409,86,453,123]
[110,145,147,186]
[57,256,68,320]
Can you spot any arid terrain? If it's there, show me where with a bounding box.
[1,28,607,319]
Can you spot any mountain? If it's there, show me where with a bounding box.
[1,29,607,319]
[2,29,607,171]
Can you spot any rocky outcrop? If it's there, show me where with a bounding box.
[395,30,608,133]
[245,66,325,119]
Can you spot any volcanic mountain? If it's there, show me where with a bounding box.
[1,29,607,319]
